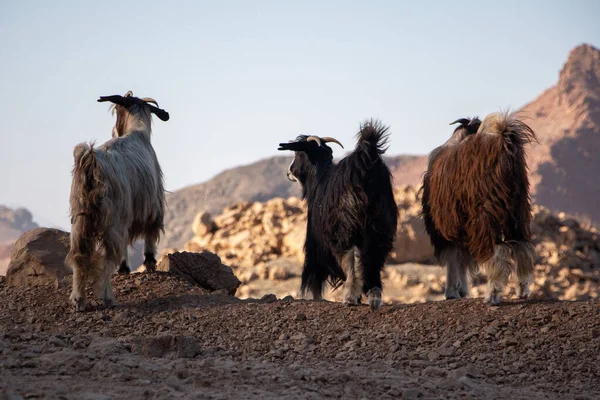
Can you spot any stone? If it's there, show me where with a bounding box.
[260,294,278,303]
[192,211,217,237]
[158,251,241,295]
[6,228,71,286]
[265,258,300,281]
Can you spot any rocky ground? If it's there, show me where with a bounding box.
[1,273,599,399]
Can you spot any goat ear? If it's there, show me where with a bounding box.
[278,142,307,152]
[97,95,126,106]
[449,118,471,126]
[147,105,170,122]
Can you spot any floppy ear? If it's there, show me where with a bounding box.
[97,95,127,106]
[147,104,170,122]
[278,142,308,152]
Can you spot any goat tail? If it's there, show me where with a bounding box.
[477,110,537,151]
[66,143,110,271]
[354,119,391,169]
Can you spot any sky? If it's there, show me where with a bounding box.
[0,0,598,230]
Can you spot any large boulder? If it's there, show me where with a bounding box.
[6,228,71,286]
[158,251,241,295]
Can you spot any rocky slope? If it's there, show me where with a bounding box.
[162,44,600,250]
[0,274,599,399]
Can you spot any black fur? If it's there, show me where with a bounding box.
[278,120,398,301]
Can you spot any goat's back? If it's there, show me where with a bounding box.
[71,132,165,245]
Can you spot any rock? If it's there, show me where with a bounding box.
[134,335,174,358]
[87,337,129,357]
[260,294,278,303]
[176,336,200,359]
[264,258,300,281]
[165,375,182,391]
[0,391,25,400]
[158,251,241,295]
[192,211,217,237]
[295,313,307,321]
[6,228,71,286]
[402,388,422,399]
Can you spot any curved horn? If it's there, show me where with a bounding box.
[306,136,322,147]
[124,90,134,97]
[141,97,159,107]
[449,118,470,126]
[320,137,344,149]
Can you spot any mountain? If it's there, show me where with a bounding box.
[0,205,38,275]
[163,157,301,249]
[0,206,38,243]
[522,44,600,223]
[162,43,600,250]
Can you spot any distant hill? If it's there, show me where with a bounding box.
[162,43,600,250]
[0,205,38,275]
[0,206,38,243]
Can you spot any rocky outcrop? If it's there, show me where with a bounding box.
[157,251,241,295]
[6,228,71,287]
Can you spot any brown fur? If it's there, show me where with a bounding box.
[421,111,537,304]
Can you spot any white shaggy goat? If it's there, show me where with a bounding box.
[66,91,169,311]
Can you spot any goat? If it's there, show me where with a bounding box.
[278,120,398,310]
[420,111,536,305]
[65,90,169,311]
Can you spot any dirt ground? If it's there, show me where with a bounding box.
[1,273,599,399]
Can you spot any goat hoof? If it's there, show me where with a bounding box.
[144,263,157,273]
[445,287,461,300]
[118,262,130,275]
[367,288,382,311]
[516,283,531,299]
[70,295,86,312]
[345,296,361,306]
[484,294,501,306]
[103,298,117,309]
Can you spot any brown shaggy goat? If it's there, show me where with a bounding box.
[421,111,537,305]
[66,91,169,311]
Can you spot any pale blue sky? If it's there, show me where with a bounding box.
[0,0,598,230]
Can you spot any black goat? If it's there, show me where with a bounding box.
[278,120,398,310]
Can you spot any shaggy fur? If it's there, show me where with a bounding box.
[278,120,398,310]
[421,111,537,305]
[66,91,168,311]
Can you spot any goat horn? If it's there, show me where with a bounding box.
[141,97,159,107]
[306,136,322,147]
[321,137,344,149]
[124,90,134,97]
